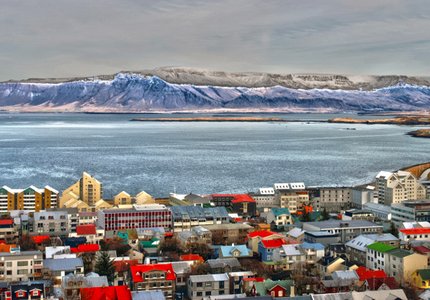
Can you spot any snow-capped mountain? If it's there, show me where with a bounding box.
[1,72,430,112]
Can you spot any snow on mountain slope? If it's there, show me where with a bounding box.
[0,73,430,112]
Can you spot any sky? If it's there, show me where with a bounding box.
[0,0,429,81]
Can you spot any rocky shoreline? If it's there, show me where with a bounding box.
[407,129,430,138]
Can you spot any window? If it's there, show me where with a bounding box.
[17,261,28,267]
[196,292,202,296]
[196,282,203,287]
[205,291,211,296]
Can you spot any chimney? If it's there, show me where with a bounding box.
[290,286,295,297]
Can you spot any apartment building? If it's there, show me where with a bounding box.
[171,206,229,232]
[203,223,253,245]
[97,204,172,237]
[113,191,132,206]
[32,210,69,236]
[303,220,383,243]
[187,273,229,300]
[0,251,43,281]
[351,185,377,209]
[0,218,18,243]
[345,233,399,263]
[309,187,352,212]
[266,207,292,229]
[250,188,277,208]
[274,183,309,214]
[177,226,212,246]
[391,200,430,226]
[0,185,58,212]
[60,172,103,207]
[366,242,428,284]
[376,171,426,205]
[130,263,176,300]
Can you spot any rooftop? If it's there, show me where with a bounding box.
[366,242,397,253]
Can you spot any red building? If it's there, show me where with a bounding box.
[211,194,257,217]
[130,263,176,300]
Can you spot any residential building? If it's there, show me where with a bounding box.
[32,210,69,236]
[130,263,176,300]
[265,208,292,229]
[80,286,132,300]
[286,227,305,243]
[97,204,172,237]
[0,251,43,282]
[60,172,103,207]
[366,242,428,284]
[362,202,392,221]
[316,256,346,276]
[114,191,132,206]
[274,183,308,214]
[61,273,109,300]
[412,269,430,289]
[0,185,58,212]
[8,282,46,300]
[207,258,241,274]
[177,226,212,246]
[247,230,284,254]
[250,188,277,208]
[304,231,340,246]
[346,234,399,263]
[258,238,287,262]
[187,273,229,300]
[303,220,383,243]
[351,185,377,209]
[211,194,257,217]
[171,206,229,232]
[309,187,352,213]
[392,200,430,226]
[218,245,252,259]
[203,223,253,245]
[250,279,294,298]
[375,170,426,205]
[0,217,18,243]
[342,209,375,222]
[43,257,84,285]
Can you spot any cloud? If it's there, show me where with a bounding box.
[0,0,429,80]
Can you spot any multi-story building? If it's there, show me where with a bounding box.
[0,185,58,212]
[272,242,325,271]
[250,188,277,208]
[32,210,69,236]
[43,257,84,286]
[171,206,229,232]
[130,263,176,300]
[391,200,430,227]
[60,172,103,207]
[351,185,377,209]
[0,217,18,243]
[97,204,172,237]
[366,242,428,284]
[203,223,253,245]
[309,187,352,213]
[303,220,383,243]
[177,226,212,246]
[266,208,292,229]
[274,183,308,214]
[210,194,257,217]
[113,191,132,206]
[362,203,392,221]
[345,233,399,263]
[375,171,426,205]
[187,273,230,300]
[0,251,43,281]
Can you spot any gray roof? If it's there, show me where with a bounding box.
[132,291,166,300]
[304,220,382,230]
[189,273,229,283]
[43,258,83,271]
[207,258,241,269]
[171,206,229,220]
[0,250,42,257]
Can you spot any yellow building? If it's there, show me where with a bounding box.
[412,269,430,289]
[135,191,155,205]
[60,172,102,207]
[0,185,58,212]
[114,191,132,206]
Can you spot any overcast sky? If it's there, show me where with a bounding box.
[1,0,429,81]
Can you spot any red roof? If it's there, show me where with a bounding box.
[355,266,387,281]
[261,238,287,249]
[76,224,97,235]
[366,277,399,290]
[248,230,276,239]
[0,219,13,226]
[131,263,176,283]
[180,254,204,262]
[413,246,430,254]
[80,286,131,300]
[70,243,100,253]
[211,194,256,203]
[32,235,50,244]
[113,260,139,272]
[243,277,265,282]
[399,228,430,235]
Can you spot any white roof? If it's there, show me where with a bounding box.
[290,182,305,189]
[259,187,275,195]
[133,204,167,210]
[45,185,59,194]
[189,273,229,283]
[274,182,305,190]
[332,270,359,281]
[376,171,394,179]
[287,227,305,238]
[281,244,303,256]
[274,183,290,190]
[169,193,187,200]
[402,221,430,229]
[345,235,375,252]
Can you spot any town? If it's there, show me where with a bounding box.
[1,162,430,300]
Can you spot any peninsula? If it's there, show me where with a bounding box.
[407,129,430,138]
[328,116,430,125]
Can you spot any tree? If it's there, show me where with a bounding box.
[100,237,131,256]
[82,252,96,273]
[189,262,211,275]
[94,251,115,284]
[19,234,36,251]
[321,208,330,221]
[187,243,213,260]
[158,237,184,255]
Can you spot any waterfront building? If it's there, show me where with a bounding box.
[391,200,430,226]
[60,172,103,207]
[303,220,383,243]
[210,194,257,217]
[97,204,172,237]
[250,188,277,208]
[274,183,309,214]
[187,273,229,300]
[0,251,43,282]
[375,170,426,205]
[0,185,58,212]
[308,187,352,213]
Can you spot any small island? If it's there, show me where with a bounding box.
[407,129,430,138]
[329,116,430,125]
[131,116,288,122]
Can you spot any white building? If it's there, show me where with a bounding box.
[250,188,277,208]
[188,273,230,300]
[362,202,392,221]
[274,182,308,214]
[351,185,377,209]
[376,171,426,205]
[0,251,43,282]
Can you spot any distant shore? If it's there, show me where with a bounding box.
[328,116,430,125]
[407,129,430,138]
[130,116,289,122]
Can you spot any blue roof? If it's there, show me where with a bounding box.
[220,244,252,258]
[271,207,291,217]
[301,242,325,251]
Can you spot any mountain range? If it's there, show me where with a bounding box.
[1,68,430,112]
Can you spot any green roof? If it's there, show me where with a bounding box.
[272,207,291,217]
[140,238,160,248]
[388,248,413,258]
[254,279,294,296]
[367,242,397,253]
[417,269,430,280]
